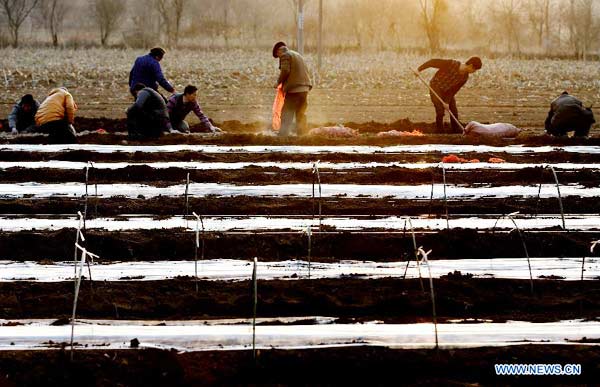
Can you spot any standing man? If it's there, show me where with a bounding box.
[272,41,312,137]
[8,94,39,134]
[417,57,482,133]
[127,83,171,140]
[35,87,77,143]
[129,47,175,98]
[167,85,221,133]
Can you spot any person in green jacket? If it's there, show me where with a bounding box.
[273,41,313,137]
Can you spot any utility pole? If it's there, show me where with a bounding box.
[318,0,323,74]
[298,0,305,55]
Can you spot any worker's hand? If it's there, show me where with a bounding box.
[273,83,280,89]
[211,126,222,133]
[10,128,17,135]
[442,102,450,111]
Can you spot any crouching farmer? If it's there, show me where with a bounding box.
[127,83,171,140]
[167,85,221,133]
[35,87,77,143]
[545,91,595,137]
[272,41,312,137]
[8,94,39,134]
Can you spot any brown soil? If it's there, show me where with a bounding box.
[1,197,597,217]
[2,117,600,147]
[3,147,600,165]
[1,277,599,322]
[2,165,599,187]
[0,345,598,386]
[0,228,595,262]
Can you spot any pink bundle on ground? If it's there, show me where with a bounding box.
[309,126,359,137]
[376,129,424,137]
[464,121,522,138]
[272,85,285,132]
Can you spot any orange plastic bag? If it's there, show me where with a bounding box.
[272,85,285,132]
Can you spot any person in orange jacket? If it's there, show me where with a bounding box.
[35,87,78,143]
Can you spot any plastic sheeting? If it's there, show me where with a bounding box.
[0,257,597,282]
[0,319,598,351]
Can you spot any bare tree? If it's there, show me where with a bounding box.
[0,0,39,47]
[173,0,186,46]
[496,0,523,55]
[525,0,551,50]
[418,0,447,53]
[92,0,125,46]
[155,0,187,47]
[38,0,67,47]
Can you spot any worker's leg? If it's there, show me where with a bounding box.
[280,93,298,137]
[431,92,445,133]
[45,120,76,144]
[448,96,461,133]
[295,92,309,136]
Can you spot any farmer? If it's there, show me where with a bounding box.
[129,47,175,98]
[127,83,171,140]
[8,94,39,134]
[417,57,482,133]
[545,91,595,138]
[272,41,312,137]
[35,87,77,143]
[167,85,221,133]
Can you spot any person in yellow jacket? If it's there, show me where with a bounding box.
[35,87,78,143]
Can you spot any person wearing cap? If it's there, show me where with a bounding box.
[417,57,482,133]
[35,87,77,143]
[272,41,312,137]
[129,47,175,97]
[127,83,171,140]
[8,94,39,134]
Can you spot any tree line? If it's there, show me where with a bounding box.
[0,0,598,58]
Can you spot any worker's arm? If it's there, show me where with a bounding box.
[192,101,216,131]
[418,59,453,72]
[65,94,76,124]
[276,52,291,87]
[7,103,19,132]
[153,60,175,93]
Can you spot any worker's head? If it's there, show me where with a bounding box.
[464,57,482,74]
[272,42,287,58]
[183,85,198,103]
[20,94,35,112]
[150,47,166,61]
[132,83,146,97]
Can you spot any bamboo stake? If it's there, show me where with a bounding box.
[441,163,449,230]
[70,244,99,361]
[402,217,424,291]
[418,247,438,350]
[192,212,205,293]
[312,161,322,230]
[306,226,312,279]
[252,257,258,360]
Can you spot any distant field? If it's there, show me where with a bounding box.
[1,48,600,130]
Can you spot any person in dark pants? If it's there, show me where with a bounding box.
[34,87,77,144]
[8,94,39,134]
[545,91,595,137]
[418,57,482,133]
[127,83,171,140]
[273,41,312,137]
[129,47,175,98]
